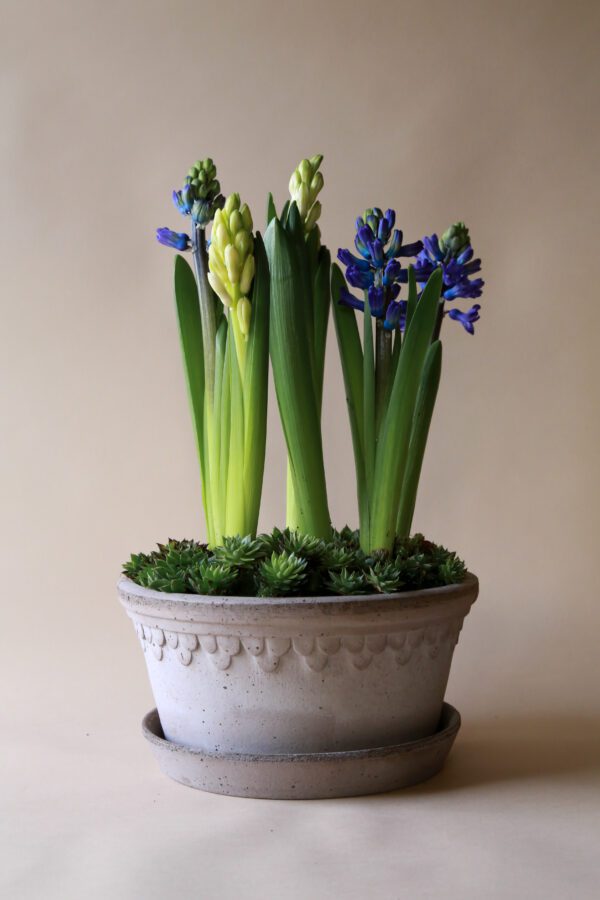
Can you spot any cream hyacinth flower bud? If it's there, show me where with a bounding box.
[237,297,252,336]
[288,154,324,233]
[208,192,255,336]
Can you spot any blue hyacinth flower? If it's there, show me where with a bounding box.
[337,208,423,328]
[383,300,407,332]
[446,304,481,334]
[156,227,190,251]
[339,286,365,313]
[172,183,195,216]
[417,225,484,303]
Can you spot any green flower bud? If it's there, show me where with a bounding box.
[440,222,470,257]
[229,210,243,235]
[288,153,325,234]
[224,193,240,215]
[207,271,232,307]
[304,200,321,233]
[234,230,252,257]
[215,222,230,251]
[310,171,324,199]
[209,255,228,284]
[208,192,255,315]
[297,183,310,218]
[289,170,302,194]
[299,159,312,183]
[239,255,255,295]
[224,244,241,284]
[178,157,224,226]
[240,203,253,232]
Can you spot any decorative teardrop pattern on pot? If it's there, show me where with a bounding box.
[134,620,463,672]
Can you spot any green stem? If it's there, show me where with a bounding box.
[362,293,375,551]
[191,226,217,402]
[375,321,392,436]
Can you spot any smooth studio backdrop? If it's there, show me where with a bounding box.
[2,1,599,898]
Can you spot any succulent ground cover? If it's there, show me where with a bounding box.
[123,529,467,597]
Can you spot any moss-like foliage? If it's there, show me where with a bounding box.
[122,529,468,597]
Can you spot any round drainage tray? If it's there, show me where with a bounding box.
[142,702,460,799]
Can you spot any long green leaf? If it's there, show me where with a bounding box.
[331,264,367,529]
[212,317,228,542]
[280,199,290,228]
[242,233,270,535]
[368,267,443,551]
[405,265,418,334]
[265,218,331,539]
[287,245,330,532]
[266,192,277,226]
[396,340,442,536]
[226,328,246,535]
[312,247,331,411]
[218,332,231,539]
[173,254,210,539]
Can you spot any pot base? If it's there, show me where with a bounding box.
[141,702,460,799]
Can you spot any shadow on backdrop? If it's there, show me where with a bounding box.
[397,713,600,795]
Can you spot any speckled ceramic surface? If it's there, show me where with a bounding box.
[119,576,478,757]
[142,702,461,799]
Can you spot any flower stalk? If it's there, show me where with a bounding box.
[158,160,269,545]
[334,212,484,552]
[277,157,331,536]
[265,196,332,540]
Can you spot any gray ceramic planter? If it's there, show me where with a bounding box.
[119,575,478,776]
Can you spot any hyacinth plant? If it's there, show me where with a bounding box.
[264,155,332,540]
[332,212,483,552]
[153,153,484,584]
[157,160,269,545]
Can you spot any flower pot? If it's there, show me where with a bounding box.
[119,574,477,779]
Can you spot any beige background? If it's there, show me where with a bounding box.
[2,1,599,897]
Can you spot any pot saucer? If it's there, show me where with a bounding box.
[141,702,460,799]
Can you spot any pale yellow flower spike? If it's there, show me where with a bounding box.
[288,155,324,233]
[208,192,255,337]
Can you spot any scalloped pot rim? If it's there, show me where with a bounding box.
[118,572,479,611]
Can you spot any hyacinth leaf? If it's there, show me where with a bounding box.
[173,254,210,539]
[284,201,316,383]
[405,265,418,334]
[280,199,290,228]
[213,317,228,536]
[286,200,303,241]
[226,329,246,536]
[369,267,443,551]
[362,288,376,546]
[306,226,321,282]
[242,233,270,536]
[265,217,331,539]
[312,247,331,410]
[281,204,325,533]
[330,264,366,517]
[390,325,402,389]
[266,193,277,226]
[218,333,231,529]
[396,340,442,537]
